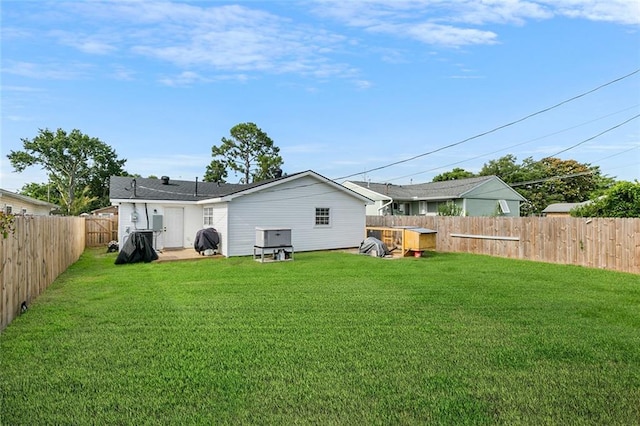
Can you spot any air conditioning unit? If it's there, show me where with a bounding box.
[255,227,292,247]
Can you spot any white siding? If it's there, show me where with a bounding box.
[225,175,366,256]
[117,201,202,249]
[202,202,229,256]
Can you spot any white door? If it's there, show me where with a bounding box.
[164,207,184,248]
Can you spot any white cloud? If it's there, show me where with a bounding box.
[58,2,357,81]
[2,61,93,80]
[546,0,640,25]
[310,0,638,49]
[6,0,638,88]
[404,22,498,46]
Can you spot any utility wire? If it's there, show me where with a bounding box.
[547,114,640,158]
[333,68,640,181]
[385,104,639,182]
[593,145,639,163]
[509,171,594,187]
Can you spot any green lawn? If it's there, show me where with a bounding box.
[1,249,639,425]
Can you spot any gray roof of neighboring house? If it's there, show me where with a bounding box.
[0,188,59,208]
[347,176,509,200]
[541,201,590,213]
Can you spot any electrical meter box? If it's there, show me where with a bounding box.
[152,215,163,232]
[255,227,291,247]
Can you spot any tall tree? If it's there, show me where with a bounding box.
[204,122,283,184]
[432,167,475,182]
[7,128,127,215]
[478,155,608,216]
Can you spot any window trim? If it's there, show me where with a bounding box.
[498,199,510,214]
[203,207,214,226]
[315,207,331,227]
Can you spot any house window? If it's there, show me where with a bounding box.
[498,200,510,214]
[203,207,214,226]
[4,205,12,214]
[315,207,330,226]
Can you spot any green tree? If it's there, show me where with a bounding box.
[204,122,283,184]
[571,181,640,218]
[203,160,228,184]
[432,167,475,182]
[7,128,127,215]
[479,155,607,216]
[19,182,60,205]
[478,154,532,184]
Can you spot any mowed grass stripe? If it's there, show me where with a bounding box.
[1,249,638,424]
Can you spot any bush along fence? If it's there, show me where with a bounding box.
[1,216,85,331]
[367,216,640,275]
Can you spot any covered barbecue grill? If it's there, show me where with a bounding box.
[194,227,220,255]
[359,237,391,257]
[115,231,159,264]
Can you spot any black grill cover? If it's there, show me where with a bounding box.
[194,228,220,253]
[115,232,158,264]
[359,237,390,257]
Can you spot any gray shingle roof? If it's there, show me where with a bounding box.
[347,176,496,200]
[109,174,298,201]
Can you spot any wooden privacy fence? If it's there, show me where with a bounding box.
[85,216,118,247]
[367,216,640,275]
[0,216,85,331]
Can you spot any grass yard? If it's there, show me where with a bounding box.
[1,249,639,425]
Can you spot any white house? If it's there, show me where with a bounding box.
[109,171,372,257]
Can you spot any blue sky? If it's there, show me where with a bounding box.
[2,0,639,193]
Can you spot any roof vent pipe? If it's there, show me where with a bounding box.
[194,177,198,197]
[161,176,170,185]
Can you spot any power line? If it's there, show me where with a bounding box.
[385,104,639,182]
[333,68,640,181]
[594,145,639,163]
[547,114,640,158]
[509,171,594,187]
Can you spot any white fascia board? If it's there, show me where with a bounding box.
[111,198,199,205]
[342,181,388,202]
[196,197,224,205]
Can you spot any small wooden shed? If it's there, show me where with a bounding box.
[401,227,437,256]
[366,226,437,257]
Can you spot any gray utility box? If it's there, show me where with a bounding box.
[255,227,291,247]
[152,215,163,232]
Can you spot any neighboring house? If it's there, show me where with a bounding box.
[541,201,590,217]
[109,170,372,257]
[0,188,58,215]
[343,176,526,217]
[91,205,118,217]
